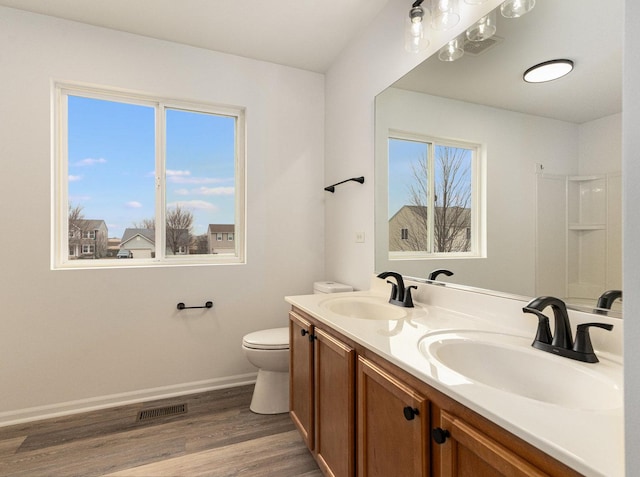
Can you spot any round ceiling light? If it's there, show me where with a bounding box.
[523,59,574,83]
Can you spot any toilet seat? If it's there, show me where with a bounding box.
[242,327,289,350]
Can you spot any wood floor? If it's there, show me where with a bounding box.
[0,385,322,477]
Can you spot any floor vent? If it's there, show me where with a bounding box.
[137,404,187,422]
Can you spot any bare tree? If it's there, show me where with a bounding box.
[166,205,194,254]
[68,203,85,235]
[391,146,471,253]
[67,203,85,257]
[132,206,194,254]
[432,146,471,253]
[132,218,155,230]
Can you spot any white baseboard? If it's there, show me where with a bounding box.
[0,373,258,428]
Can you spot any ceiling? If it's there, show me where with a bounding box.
[0,0,389,73]
[392,0,623,124]
[1,0,623,123]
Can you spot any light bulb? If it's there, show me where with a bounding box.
[500,0,535,18]
[466,10,497,42]
[438,37,464,62]
[431,0,460,31]
[405,5,429,52]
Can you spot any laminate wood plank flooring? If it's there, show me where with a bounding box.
[0,385,322,477]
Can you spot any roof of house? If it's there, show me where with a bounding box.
[390,205,470,226]
[208,224,234,233]
[71,219,107,230]
[120,228,155,244]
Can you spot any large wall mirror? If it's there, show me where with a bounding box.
[375,0,623,314]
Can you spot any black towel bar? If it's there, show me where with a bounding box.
[177,301,213,310]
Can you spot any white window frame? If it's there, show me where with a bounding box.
[83,230,96,239]
[82,244,95,254]
[52,82,246,269]
[387,131,485,260]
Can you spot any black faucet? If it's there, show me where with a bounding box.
[377,271,416,308]
[523,296,613,363]
[596,290,622,310]
[427,269,454,282]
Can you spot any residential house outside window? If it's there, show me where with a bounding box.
[387,134,483,258]
[53,83,246,268]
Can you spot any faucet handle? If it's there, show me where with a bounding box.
[386,281,399,302]
[573,322,614,362]
[522,307,553,345]
[403,286,417,308]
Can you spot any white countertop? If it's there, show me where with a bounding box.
[285,280,624,477]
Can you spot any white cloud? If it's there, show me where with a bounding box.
[74,157,107,166]
[166,169,191,177]
[168,200,219,211]
[174,188,190,196]
[125,201,143,208]
[69,175,82,182]
[194,186,235,196]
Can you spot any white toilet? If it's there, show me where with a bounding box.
[242,281,353,414]
[242,327,290,414]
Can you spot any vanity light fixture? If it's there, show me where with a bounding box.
[438,36,464,61]
[500,0,535,18]
[466,9,497,42]
[405,0,429,52]
[523,59,574,83]
[431,0,460,31]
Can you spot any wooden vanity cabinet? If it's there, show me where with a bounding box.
[289,311,314,449]
[289,310,356,477]
[435,410,548,477]
[289,307,583,477]
[357,356,429,477]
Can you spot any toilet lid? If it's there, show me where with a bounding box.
[243,327,289,350]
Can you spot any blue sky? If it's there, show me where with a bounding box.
[388,138,427,218]
[68,96,236,239]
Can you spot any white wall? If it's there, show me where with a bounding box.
[0,7,325,424]
[375,88,578,296]
[579,113,622,175]
[624,1,640,472]
[325,0,636,474]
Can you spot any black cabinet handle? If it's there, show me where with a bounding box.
[432,427,450,444]
[300,329,316,342]
[403,406,420,421]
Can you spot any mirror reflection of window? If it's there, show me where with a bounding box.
[388,135,480,258]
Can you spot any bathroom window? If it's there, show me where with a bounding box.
[53,83,246,268]
[387,134,483,258]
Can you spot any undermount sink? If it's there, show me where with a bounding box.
[419,331,622,410]
[320,295,408,320]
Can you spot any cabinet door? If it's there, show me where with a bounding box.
[289,311,314,449]
[357,356,429,477]
[315,328,356,477]
[436,410,547,477]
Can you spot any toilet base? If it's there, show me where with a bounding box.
[250,369,289,414]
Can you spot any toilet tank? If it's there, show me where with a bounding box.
[313,281,353,294]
